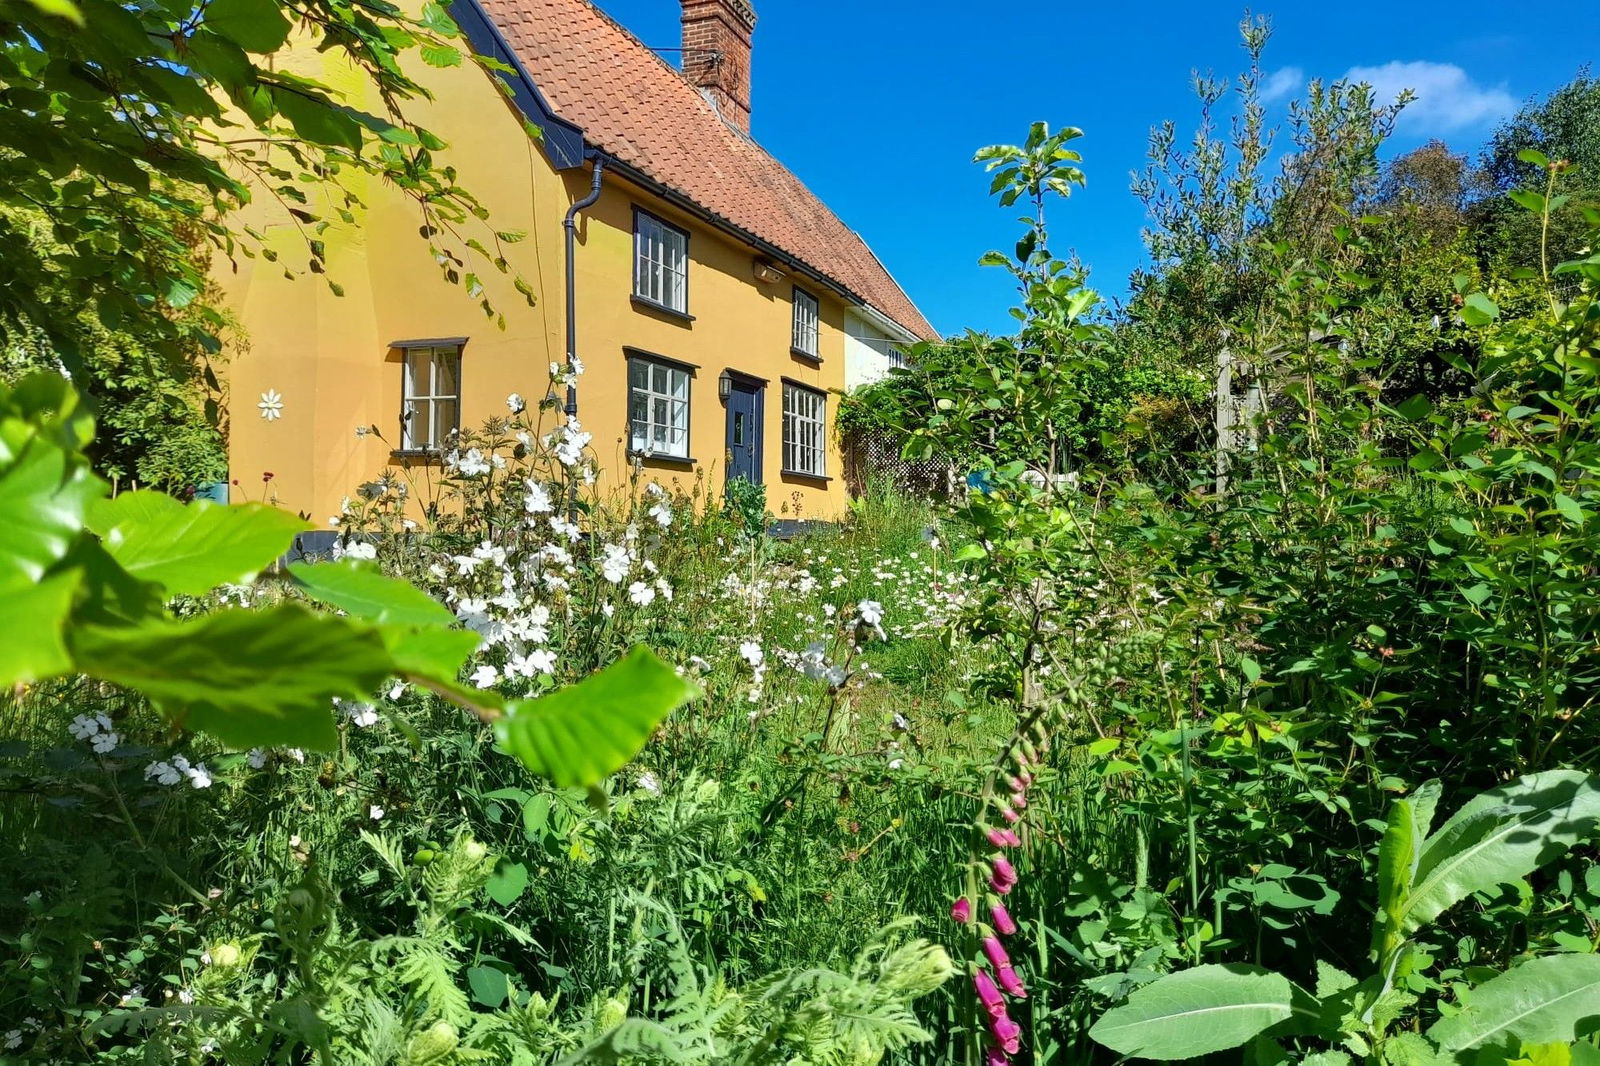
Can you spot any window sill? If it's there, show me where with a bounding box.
[630,451,697,467]
[631,295,695,323]
[790,347,822,363]
[781,469,832,483]
[390,448,443,460]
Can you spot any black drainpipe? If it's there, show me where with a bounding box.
[563,155,606,422]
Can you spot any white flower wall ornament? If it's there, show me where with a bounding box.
[258,389,284,421]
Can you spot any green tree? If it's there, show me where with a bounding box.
[0,0,536,487]
[1476,70,1600,273]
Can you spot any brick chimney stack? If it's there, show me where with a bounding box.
[680,0,757,134]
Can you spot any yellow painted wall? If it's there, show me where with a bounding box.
[218,40,849,525]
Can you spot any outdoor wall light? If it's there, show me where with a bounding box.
[718,370,732,402]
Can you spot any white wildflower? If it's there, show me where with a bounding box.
[628,580,656,607]
[470,664,499,689]
[146,761,182,786]
[369,805,385,821]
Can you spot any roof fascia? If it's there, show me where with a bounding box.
[447,0,587,169]
[849,303,923,345]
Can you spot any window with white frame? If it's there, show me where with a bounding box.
[792,287,819,357]
[782,382,826,477]
[401,345,461,451]
[628,355,691,458]
[633,210,689,314]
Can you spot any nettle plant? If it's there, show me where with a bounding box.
[0,371,696,793]
[1089,771,1600,1064]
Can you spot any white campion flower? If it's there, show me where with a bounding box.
[247,749,267,769]
[525,648,557,675]
[600,544,631,584]
[186,764,213,789]
[90,731,119,754]
[470,664,499,689]
[344,702,379,728]
[369,805,385,821]
[177,988,195,1005]
[68,714,99,740]
[387,681,407,701]
[858,600,884,627]
[647,498,673,527]
[506,392,526,414]
[524,480,553,514]
[285,749,306,764]
[738,641,764,667]
[455,448,492,477]
[146,761,182,786]
[3,1030,21,1050]
[636,770,660,794]
[627,581,656,607]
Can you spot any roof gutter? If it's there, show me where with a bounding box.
[852,301,923,346]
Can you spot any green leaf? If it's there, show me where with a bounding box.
[1401,770,1600,933]
[420,42,462,67]
[71,604,395,749]
[288,560,455,628]
[383,627,481,688]
[1551,493,1587,527]
[203,0,292,54]
[467,965,510,1009]
[274,90,364,152]
[485,860,528,906]
[0,437,102,591]
[89,491,307,597]
[18,0,84,25]
[1088,964,1307,1060]
[0,572,79,685]
[1461,293,1500,327]
[1429,954,1600,1052]
[494,646,699,788]
[1375,796,1422,942]
[1393,394,1433,421]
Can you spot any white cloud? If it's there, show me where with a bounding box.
[1260,66,1305,105]
[1341,60,1515,133]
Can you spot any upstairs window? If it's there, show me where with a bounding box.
[401,344,461,451]
[633,210,689,314]
[782,382,826,477]
[628,354,691,458]
[792,287,819,357]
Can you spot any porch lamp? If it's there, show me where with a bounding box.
[718,369,732,403]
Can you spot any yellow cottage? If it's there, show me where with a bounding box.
[218,0,936,525]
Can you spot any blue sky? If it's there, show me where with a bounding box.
[591,0,1599,336]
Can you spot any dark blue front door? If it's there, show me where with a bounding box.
[725,376,763,486]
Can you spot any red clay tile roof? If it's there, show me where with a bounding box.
[478,0,938,340]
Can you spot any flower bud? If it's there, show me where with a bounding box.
[951,897,972,924]
[990,903,1017,936]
